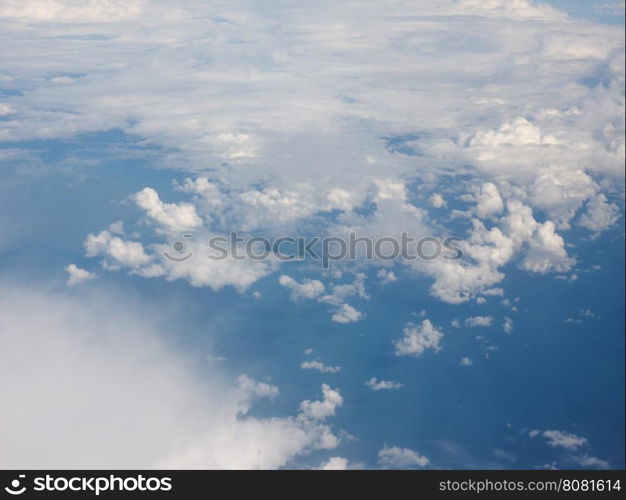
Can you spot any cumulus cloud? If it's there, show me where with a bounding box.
[542,430,588,450]
[331,303,363,324]
[376,268,397,285]
[0,285,344,469]
[85,206,278,291]
[279,274,366,324]
[520,220,575,274]
[578,193,621,236]
[134,187,203,232]
[571,455,610,469]
[318,456,350,470]
[84,230,152,270]
[530,166,597,229]
[65,263,95,286]
[279,275,325,301]
[236,375,279,403]
[377,445,429,469]
[366,378,404,391]
[394,320,443,357]
[427,197,577,303]
[503,317,514,334]
[465,316,494,328]
[430,193,446,209]
[301,360,341,374]
[459,357,473,367]
[320,273,370,306]
[299,384,343,421]
[473,183,505,219]
[468,117,558,149]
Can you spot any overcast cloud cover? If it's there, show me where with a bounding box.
[0,0,624,469]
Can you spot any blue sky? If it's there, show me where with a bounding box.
[0,0,624,469]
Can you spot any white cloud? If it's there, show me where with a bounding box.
[279,275,325,301]
[366,378,403,391]
[572,455,610,469]
[65,263,95,286]
[428,198,576,303]
[578,193,621,236]
[84,230,152,270]
[154,238,275,291]
[301,360,341,374]
[503,317,514,334]
[373,179,408,204]
[0,285,344,469]
[0,103,15,116]
[542,430,588,450]
[474,183,505,219]
[320,273,369,306]
[1,0,620,308]
[134,187,203,232]
[377,445,429,469]
[0,0,146,22]
[530,166,597,230]
[331,303,363,324]
[376,268,397,285]
[465,316,494,328]
[468,117,558,149]
[319,456,350,470]
[236,375,279,403]
[430,193,446,209]
[394,320,443,357]
[459,357,473,366]
[279,274,365,324]
[299,384,343,421]
[521,220,575,274]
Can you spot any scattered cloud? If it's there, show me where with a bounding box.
[378,445,429,469]
[318,456,350,470]
[331,303,363,324]
[279,275,325,301]
[301,360,341,374]
[366,378,404,391]
[394,320,443,357]
[376,268,397,285]
[65,264,95,286]
[465,316,494,328]
[299,385,343,421]
[503,317,514,334]
[542,430,588,450]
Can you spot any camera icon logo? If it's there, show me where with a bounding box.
[4,475,26,495]
[163,234,193,262]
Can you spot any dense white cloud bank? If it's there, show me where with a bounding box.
[0,286,345,469]
[0,0,622,300]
